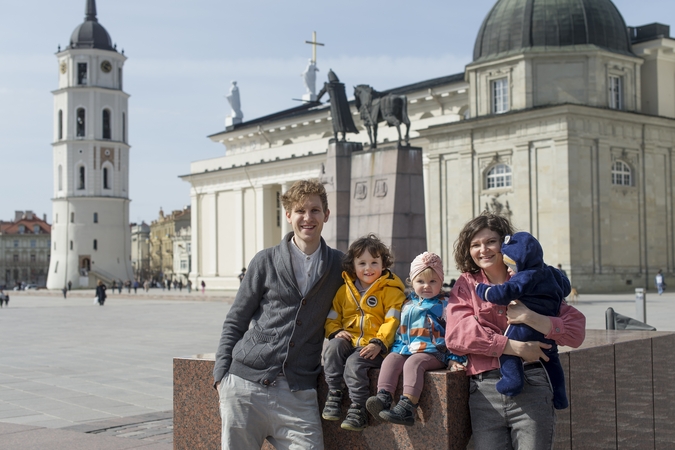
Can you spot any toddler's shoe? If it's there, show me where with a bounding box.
[365,389,393,420]
[379,395,417,426]
[321,390,342,421]
[340,403,367,431]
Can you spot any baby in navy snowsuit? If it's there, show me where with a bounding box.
[475,231,571,409]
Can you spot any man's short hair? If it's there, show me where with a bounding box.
[280,179,328,213]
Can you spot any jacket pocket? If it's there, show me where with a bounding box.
[232,329,277,370]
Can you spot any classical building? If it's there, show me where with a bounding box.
[183,0,675,292]
[172,226,192,284]
[130,222,150,282]
[148,207,190,282]
[46,0,133,289]
[0,212,51,288]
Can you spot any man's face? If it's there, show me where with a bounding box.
[285,195,329,250]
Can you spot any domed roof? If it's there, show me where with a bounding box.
[473,0,633,62]
[68,0,116,51]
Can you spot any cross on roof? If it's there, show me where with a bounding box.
[304,31,324,64]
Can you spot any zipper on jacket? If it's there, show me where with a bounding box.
[348,287,366,347]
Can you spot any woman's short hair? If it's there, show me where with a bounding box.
[342,234,393,278]
[453,212,515,274]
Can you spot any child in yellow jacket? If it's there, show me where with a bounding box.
[322,234,406,431]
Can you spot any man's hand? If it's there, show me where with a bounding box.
[216,381,221,395]
[359,343,381,360]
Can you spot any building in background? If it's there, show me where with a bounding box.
[183,0,675,292]
[172,226,191,285]
[0,211,51,288]
[130,222,150,282]
[46,0,133,289]
[148,207,190,283]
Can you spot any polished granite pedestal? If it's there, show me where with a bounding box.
[174,330,675,450]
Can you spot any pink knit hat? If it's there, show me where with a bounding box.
[410,252,444,283]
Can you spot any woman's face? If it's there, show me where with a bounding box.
[469,228,503,273]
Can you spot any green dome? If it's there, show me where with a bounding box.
[473,0,633,62]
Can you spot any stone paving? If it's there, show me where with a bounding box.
[0,286,673,447]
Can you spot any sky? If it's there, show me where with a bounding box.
[0,0,672,225]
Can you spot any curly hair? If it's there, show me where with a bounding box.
[280,179,328,214]
[342,234,394,279]
[453,212,515,274]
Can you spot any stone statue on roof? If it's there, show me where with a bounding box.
[226,81,243,126]
[316,69,359,142]
[301,59,319,101]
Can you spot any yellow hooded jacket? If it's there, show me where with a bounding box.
[324,269,406,350]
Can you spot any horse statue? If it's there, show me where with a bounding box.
[353,84,410,148]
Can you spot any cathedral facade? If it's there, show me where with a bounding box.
[184,0,675,292]
[47,0,133,289]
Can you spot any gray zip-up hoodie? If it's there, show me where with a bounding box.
[213,233,344,391]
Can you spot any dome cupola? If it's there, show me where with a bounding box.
[473,0,633,62]
[68,0,115,51]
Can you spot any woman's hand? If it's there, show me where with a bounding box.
[503,339,551,363]
[506,300,553,335]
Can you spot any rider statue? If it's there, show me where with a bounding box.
[316,69,359,141]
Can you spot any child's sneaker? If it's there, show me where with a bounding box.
[379,395,417,426]
[321,390,342,421]
[365,389,393,420]
[340,403,368,431]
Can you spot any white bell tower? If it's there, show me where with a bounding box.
[47,0,133,289]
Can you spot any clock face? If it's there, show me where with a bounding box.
[101,60,112,73]
[60,61,67,74]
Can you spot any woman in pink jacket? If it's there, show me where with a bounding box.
[445,212,585,450]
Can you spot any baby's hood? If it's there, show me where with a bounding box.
[501,232,544,272]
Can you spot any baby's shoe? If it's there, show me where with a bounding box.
[379,395,417,426]
[366,389,393,420]
[340,403,367,431]
[321,390,342,421]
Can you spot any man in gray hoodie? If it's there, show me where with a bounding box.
[214,179,344,449]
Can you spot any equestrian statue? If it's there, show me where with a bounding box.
[354,84,410,148]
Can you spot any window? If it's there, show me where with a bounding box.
[70,240,73,250]
[18,225,25,234]
[103,167,110,189]
[76,108,85,137]
[186,243,191,253]
[609,75,623,110]
[491,78,509,114]
[180,260,188,270]
[13,254,18,262]
[30,240,36,248]
[122,112,126,143]
[93,212,98,223]
[58,110,63,140]
[70,212,75,223]
[77,62,87,85]
[13,240,18,248]
[58,165,63,191]
[486,163,512,189]
[33,225,39,234]
[78,166,85,190]
[612,160,632,186]
[119,68,123,90]
[102,109,111,139]
[93,239,98,250]
[30,254,36,262]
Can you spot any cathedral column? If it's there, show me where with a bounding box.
[280,182,291,236]
[190,193,200,279]
[208,192,218,276]
[233,188,245,273]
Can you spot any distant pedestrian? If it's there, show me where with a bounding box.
[111,280,117,294]
[125,280,131,294]
[62,286,67,299]
[118,280,122,294]
[187,279,192,293]
[655,269,666,295]
[167,280,171,291]
[144,280,150,292]
[133,280,139,294]
[201,280,205,294]
[178,280,183,292]
[162,280,166,291]
[96,281,107,306]
[67,280,72,291]
[557,263,567,278]
[0,289,9,307]
[238,268,246,284]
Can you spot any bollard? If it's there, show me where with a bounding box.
[635,288,646,323]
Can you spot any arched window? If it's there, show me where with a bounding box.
[102,109,111,139]
[78,166,85,190]
[486,163,512,189]
[93,239,98,250]
[103,167,110,189]
[612,160,632,186]
[76,108,85,137]
[58,165,63,191]
[58,110,63,140]
[93,212,98,223]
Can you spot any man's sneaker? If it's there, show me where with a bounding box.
[321,390,342,421]
[340,403,368,431]
[379,395,417,426]
[365,389,393,420]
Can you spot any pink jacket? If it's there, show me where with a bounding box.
[445,271,586,376]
